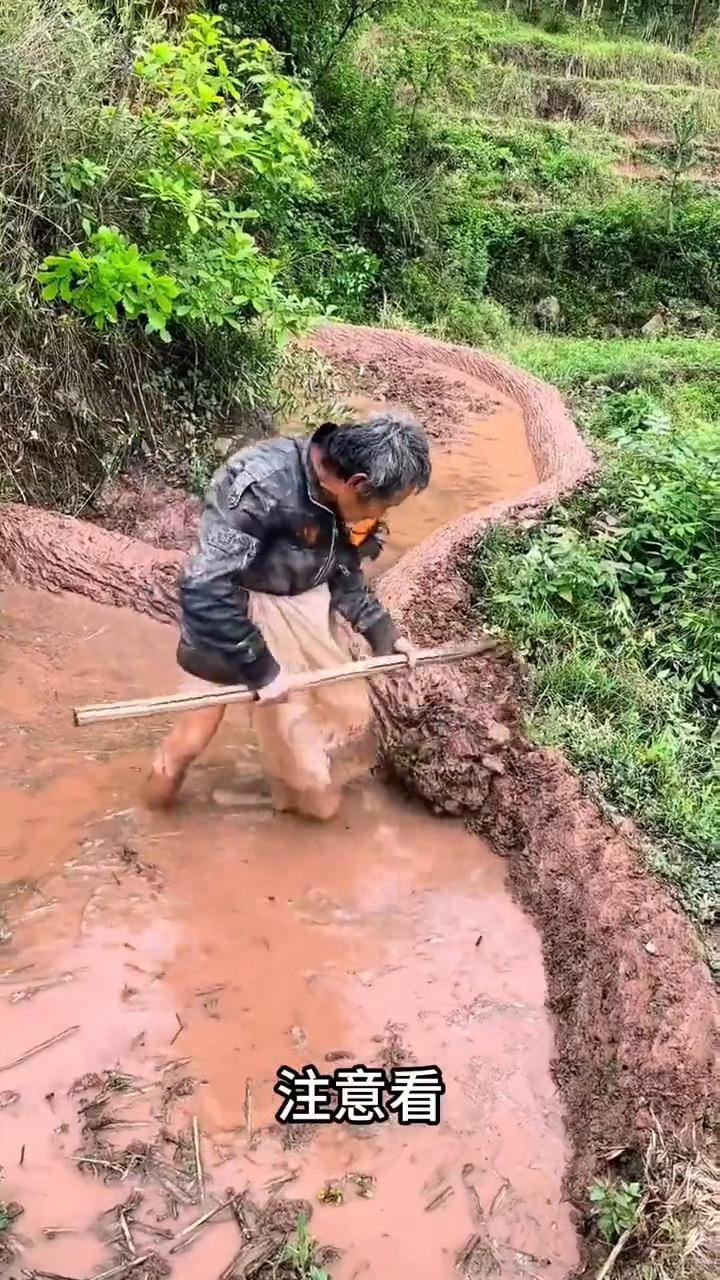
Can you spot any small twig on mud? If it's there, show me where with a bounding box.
[19,1143,26,1166]
[456,1235,482,1272]
[461,1163,484,1224]
[192,1115,205,1201]
[263,1172,298,1197]
[504,1246,550,1267]
[244,1079,253,1139]
[19,899,59,923]
[104,1191,143,1220]
[456,1232,501,1277]
[170,1014,185,1046]
[158,1057,192,1075]
[425,1186,454,1212]
[133,1221,173,1242]
[79,887,103,936]
[169,1195,239,1255]
[89,1085,157,1117]
[0,1025,80,1073]
[227,1190,253,1240]
[196,983,226,998]
[0,963,35,982]
[220,1252,244,1280]
[100,1121,151,1130]
[489,1177,510,1217]
[119,1212,136,1256]
[9,972,81,1004]
[154,1171,195,1206]
[74,1156,127,1178]
[23,1270,81,1280]
[93,1254,150,1280]
[595,1199,647,1280]
[218,1234,279,1280]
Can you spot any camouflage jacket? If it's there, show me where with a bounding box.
[177,431,398,688]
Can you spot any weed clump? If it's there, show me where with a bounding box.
[587,1125,720,1276]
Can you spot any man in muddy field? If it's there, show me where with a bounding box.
[147,413,431,820]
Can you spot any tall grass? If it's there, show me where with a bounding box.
[487,40,715,87]
[466,12,720,87]
[460,66,720,135]
[0,1,163,507]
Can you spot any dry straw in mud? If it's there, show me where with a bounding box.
[613,1123,720,1280]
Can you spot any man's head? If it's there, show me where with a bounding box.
[310,412,431,524]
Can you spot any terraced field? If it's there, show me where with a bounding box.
[354,10,720,335]
[381,10,720,190]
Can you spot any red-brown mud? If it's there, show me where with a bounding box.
[0,585,577,1278]
[0,321,717,1273]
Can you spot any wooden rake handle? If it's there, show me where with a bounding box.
[73,636,502,727]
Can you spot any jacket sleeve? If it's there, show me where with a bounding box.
[179,482,280,689]
[329,558,400,655]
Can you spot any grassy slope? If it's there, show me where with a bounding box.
[504,333,720,385]
[463,11,720,85]
[347,9,720,341]
[381,9,720,129]
[469,337,719,927]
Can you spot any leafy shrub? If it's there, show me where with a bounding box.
[217,0,398,81]
[478,194,720,331]
[39,225,180,338]
[0,2,326,509]
[38,13,319,344]
[426,119,614,204]
[481,389,718,707]
[691,22,720,68]
[434,297,513,346]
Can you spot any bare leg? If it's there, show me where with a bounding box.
[146,706,225,809]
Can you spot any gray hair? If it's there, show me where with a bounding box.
[318,412,431,499]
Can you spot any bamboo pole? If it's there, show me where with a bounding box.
[73,637,502,727]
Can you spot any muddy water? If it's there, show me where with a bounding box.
[0,393,577,1278]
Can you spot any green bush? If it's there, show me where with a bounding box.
[217,0,399,81]
[38,13,319,344]
[39,225,181,338]
[468,381,719,920]
[589,1178,643,1244]
[478,193,720,330]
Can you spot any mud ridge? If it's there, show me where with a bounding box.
[0,322,716,1239]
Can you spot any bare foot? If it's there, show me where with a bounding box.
[145,764,187,810]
